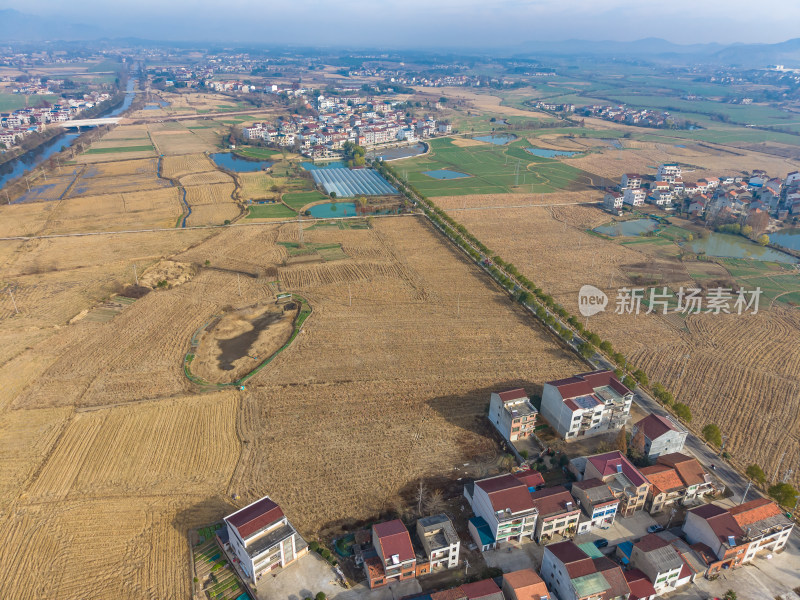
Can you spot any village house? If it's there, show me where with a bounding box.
[488,388,538,443]
[222,496,308,586]
[540,540,631,600]
[540,370,633,440]
[620,173,642,189]
[416,514,460,570]
[656,163,682,183]
[623,188,646,207]
[729,498,794,562]
[575,451,651,517]
[571,478,620,534]
[364,519,424,588]
[604,191,624,212]
[640,463,686,514]
[628,534,684,592]
[502,568,551,600]
[630,414,688,459]
[656,453,716,505]
[530,486,582,543]
[464,473,539,549]
[682,504,750,576]
[623,569,657,600]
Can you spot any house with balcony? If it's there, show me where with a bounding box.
[530,486,582,543]
[656,163,681,183]
[571,478,620,534]
[730,498,794,562]
[223,496,308,585]
[464,473,538,549]
[631,414,687,459]
[541,370,632,441]
[629,534,684,592]
[581,451,650,517]
[682,504,750,576]
[416,514,460,570]
[489,388,538,443]
[621,173,642,190]
[623,188,646,206]
[540,541,630,600]
[502,568,551,600]
[656,453,716,504]
[365,519,420,588]
[604,191,624,212]
[640,464,686,514]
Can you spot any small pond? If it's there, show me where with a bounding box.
[473,134,517,145]
[594,218,660,237]
[770,229,800,252]
[601,138,623,149]
[307,202,397,218]
[685,233,798,264]
[526,147,580,158]
[423,169,470,180]
[366,143,426,161]
[210,152,273,172]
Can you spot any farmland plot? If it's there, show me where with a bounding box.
[179,170,234,186]
[150,130,216,155]
[160,152,217,179]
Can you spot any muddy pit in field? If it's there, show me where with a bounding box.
[193,302,299,383]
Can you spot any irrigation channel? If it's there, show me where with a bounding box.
[183,294,312,388]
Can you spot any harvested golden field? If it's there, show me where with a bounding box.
[88,157,158,177]
[415,86,546,117]
[179,170,234,186]
[160,152,217,179]
[436,190,601,210]
[185,203,241,226]
[45,188,182,233]
[449,202,800,488]
[150,129,216,155]
[28,392,239,500]
[0,202,56,237]
[185,183,235,206]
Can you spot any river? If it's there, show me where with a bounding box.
[0,75,136,191]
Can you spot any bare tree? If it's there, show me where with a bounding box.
[423,489,446,516]
[416,480,427,516]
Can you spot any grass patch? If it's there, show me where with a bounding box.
[85,145,154,155]
[283,190,328,210]
[0,92,60,112]
[246,203,297,219]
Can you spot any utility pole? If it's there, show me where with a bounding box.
[720,435,729,456]
[7,288,18,315]
[237,273,242,297]
[457,293,460,317]
[133,264,138,285]
[348,284,352,307]
[666,507,677,529]
[773,451,787,484]
[4,189,10,205]
[739,480,752,505]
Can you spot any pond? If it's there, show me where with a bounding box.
[594,218,660,237]
[307,202,398,218]
[684,233,798,264]
[144,100,171,110]
[300,161,347,171]
[366,143,426,161]
[473,134,517,145]
[526,147,580,158]
[423,169,470,180]
[0,132,80,190]
[210,152,273,172]
[601,138,623,149]
[766,229,800,252]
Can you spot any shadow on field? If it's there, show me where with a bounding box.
[171,495,238,534]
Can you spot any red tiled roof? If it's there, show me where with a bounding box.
[634,533,671,552]
[226,497,284,539]
[689,504,744,546]
[657,453,705,487]
[513,470,545,489]
[530,487,578,519]
[476,475,536,514]
[374,519,415,563]
[635,414,679,441]
[729,498,782,527]
[461,579,502,599]
[431,588,467,600]
[502,569,549,600]
[593,558,631,600]
[498,388,528,402]
[546,370,631,400]
[640,465,685,494]
[624,569,656,600]
[587,451,647,488]
[546,541,596,578]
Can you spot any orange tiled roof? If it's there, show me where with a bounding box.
[729,498,782,527]
[640,465,684,494]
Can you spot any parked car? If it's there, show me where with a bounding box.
[593,538,609,549]
[647,524,664,533]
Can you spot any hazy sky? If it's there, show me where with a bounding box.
[7,0,800,47]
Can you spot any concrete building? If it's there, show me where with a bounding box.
[488,388,538,443]
[464,473,539,549]
[623,187,646,206]
[582,451,650,517]
[656,453,716,505]
[631,414,687,459]
[529,486,581,543]
[540,541,630,600]
[604,191,624,212]
[729,498,794,562]
[365,519,419,588]
[656,163,681,183]
[621,173,642,189]
[640,464,685,514]
[223,496,308,585]
[629,534,683,592]
[502,568,551,600]
[416,514,460,570]
[541,370,633,440]
[682,504,750,576]
[571,478,620,534]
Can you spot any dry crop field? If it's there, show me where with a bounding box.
[0,206,589,597]
[448,202,800,487]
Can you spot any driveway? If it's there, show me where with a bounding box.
[574,512,658,548]
[255,552,345,600]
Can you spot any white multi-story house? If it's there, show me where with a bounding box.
[631,414,688,459]
[629,534,684,592]
[488,388,538,443]
[223,496,308,585]
[656,163,681,183]
[540,370,633,440]
[730,498,794,562]
[541,541,631,600]
[604,191,624,212]
[623,188,646,206]
[621,173,642,189]
[464,473,539,548]
[530,486,581,543]
[571,478,620,534]
[416,514,460,570]
[650,188,674,206]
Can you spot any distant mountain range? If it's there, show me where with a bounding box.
[1,8,799,67]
